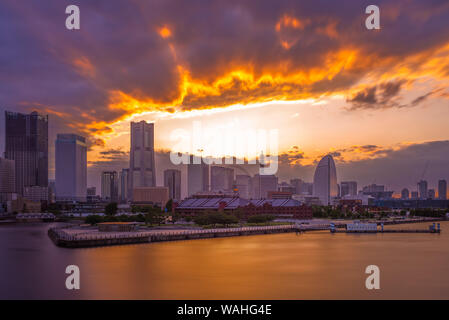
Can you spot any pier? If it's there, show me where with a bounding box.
[48,224,298,248]
[333,229,441,234]
[48,217,444,248]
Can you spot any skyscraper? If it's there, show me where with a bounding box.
[290,178,303,195]
[0,158,15,194]
[438,180,447,200]
[119,168,130,203]
[417,180,428,199]
[340,181,357,197]
[251,174,278,199]
[129,121,156,199]
[101,171,118,202]
[211,166,234,192]
[187,156,209,196]
[164,169,181,201]
[5,111,48,195]
[235,174,251,199]
[401,188,410,199]
[55,134,87,202]
[313,154,338,205]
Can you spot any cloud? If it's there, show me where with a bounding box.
[346,79,407,110]
[1,0,449,141]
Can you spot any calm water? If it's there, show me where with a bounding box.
[1,221,449,299]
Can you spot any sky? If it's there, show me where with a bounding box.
[1,0,449,196]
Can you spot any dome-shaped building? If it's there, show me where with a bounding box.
[313,154,338,205]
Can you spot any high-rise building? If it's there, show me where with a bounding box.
[290,178,303,195]
[55,134,87,202]
[251,174,278,199]
[428,189,436,200]
[235,174,251,199]
[5,111,48,195]
[23,186,49,202]
[417,180,428,199]
[119,168,130,203]
[211,166,234,192]
[411,191,419,199]
[87,187,96,196]
[401,188,409,199]
[129,121,156,199]
[101,171,118,202]
[187,156,209,196]
[48,180,56,203]
[361,184,393,199]
[313,154,338,205]
[438,180,447,200]
[0,158,15,194]
[302,182,314,195]
[340,181,357,197]
[86,187,97,202]
[164,169,181,201]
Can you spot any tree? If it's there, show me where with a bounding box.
[165,199,173,213]
[85,215,103,225]
[170,212,180,224]
[104,202,118,216]
[247,214,275,224]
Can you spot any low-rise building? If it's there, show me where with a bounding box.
[133,187,169,208]
[176,195,313,219]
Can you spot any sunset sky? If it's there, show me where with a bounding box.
[1,0,449,196]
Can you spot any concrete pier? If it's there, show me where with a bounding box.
[48,225,296,248]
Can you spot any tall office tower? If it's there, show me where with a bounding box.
[438,180,447,200]
[5,111,48,195]
[301,182,314,195]
[313,154,338,205]
[87,187,96,196]
[0,158,15,194]
[290,178,303,195]
[428,189,436,200]
[210,166,234,192]
[417,180,428,199]
[55,134,87,202]
[340,181,358,197]
[23,186,49,202]
[235,174,251,199]
[119,168,130,203]
[401,188,410,199]
[187,155,209,197]
[252,174,278,199]
[48,180,56,203]
[129,121,156,199]
[101,171,118,202]
[164,169,181,201]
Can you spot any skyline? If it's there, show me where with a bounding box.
[1,109,449,200]
[0,0,449,195]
